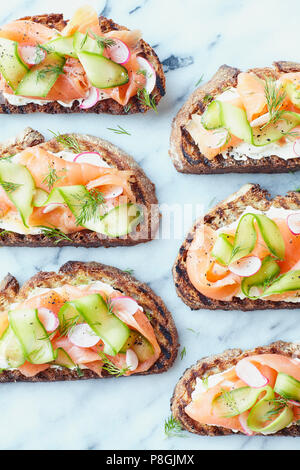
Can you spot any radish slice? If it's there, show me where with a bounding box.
[236,359,269,388]
[106,38,130,64]
[250,112,270,128]
[19,45,46,65]
[68,323,100,348]
[38,308,59,333]
[111,296,139,316]
[80,87,99,109]
[207,128,229,149]
[287,212,300,235]
[73,151,110,168]
[43,203,66,214]
[288,399,300,407]
[229,256,261,277]
[136,56,156,94]
[293,139,300,157]
[101,185,123,200]
[126,349,139,371]
[239,413,254,436]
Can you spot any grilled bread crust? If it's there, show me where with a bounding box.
[173,183,300,310]
[0,261,178,382]
[0,127,159,247]
[171,341,300,436]
[169,61,300,174]
[0,13,165,115]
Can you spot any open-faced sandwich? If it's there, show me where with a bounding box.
[0,261,178,382]
[171,341,300,436]
[170,62,300,173]
[174,184,300,310]
[0,5,165,114]
[0,128,158,247]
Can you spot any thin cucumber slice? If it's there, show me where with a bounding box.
[9,308,55,364]
[252,111,300,146]
[219,101,252,144]
[274,372,300,401]
[211,233,234,266]
[201,101,222,130]
[0,327,25,369]
[0,160,35,227]
[102,203,143,238]
[241,255,280,298]
[54,348,76,369]
[33,188,49,207]
[230,213,285,264]
[15,52,65,98]
[78,51,128,88]
[66,294,130,356]
[285,82,300,108]
[213,386,267,418]
[262,269,300,297]
[44,36,77,58]
[73,32,104,55]
[0,38,29,90]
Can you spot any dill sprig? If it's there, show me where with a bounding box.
[263,76,287,128]
[0,230,12,237]
[145,311,152,322]
[74,189,105,226]
[123,268,134,275]
[203,93,213,104]
[137,88,157,113]
[0,180,21,193]
[36,65,64,82]
[263,397,289,420]
[164,415,186,438]
[42,165,67,190]
[195,74,204,87]
[76,365,84,377]
[58,313,81,339]
[180,347,187,360]
[0,154,15,161]
[49,130,82,154]
[123,104,132,114]
[89,31,116,49]
[39,225,73,244]
[107,125,131,135]
[98,351,130,377]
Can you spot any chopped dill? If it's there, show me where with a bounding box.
[39,225,73,244]
[48,130,82,153]
[164,415,186,438]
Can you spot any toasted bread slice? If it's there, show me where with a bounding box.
[170,61,300,174]
[173,183,300,310]
[171,341,300,436]
[0,127,159,247]
[0,261,178,382]
[0,14,165,115]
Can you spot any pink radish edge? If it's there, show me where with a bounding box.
[288,399,300,407]
[229,256,262,278]
[287,213,300,235]
[293,139,300,158]
[110,296,139,315]
[38,308,59,333]
[136,56,156,94]
[106,38,131,64]
[80,87,100,109]
[236,359,269,388]
[19,45,46,65]
[239,413,254,436]
[68,323,100,348]
[42,203,66,214]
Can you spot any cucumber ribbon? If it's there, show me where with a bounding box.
[201,100,300,147]
[214,385,294,434]
[58,293,130,356]
[35,185,143,236]
[211,213,285,265]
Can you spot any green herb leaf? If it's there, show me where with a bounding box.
[180,347,187,360]
[48,130,82,153]
[36,65,64,82]
[89,31,116,49]
[73,189,105,226]
[98,350,130,377]
[263,76,287,128]
[42,165,67,190]
[0,180,21,193]
[76,365,84,377]
[39,225,73,244]
[137,88,157,113]
[107,125,131,135]
[164,415,186,438]
[195,74,204,87]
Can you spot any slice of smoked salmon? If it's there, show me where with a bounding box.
[22,289,67,316]
[244,354,300,381]
[46,58,89,102]
[237,72,268,121]
[0,20,57,45]
[61,5,101,37]
[53,337,101,364]
[186,225,241,301]
[29,205,85,234]
[17,362,50,377]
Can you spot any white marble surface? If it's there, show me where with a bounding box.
[0,0,300,451]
